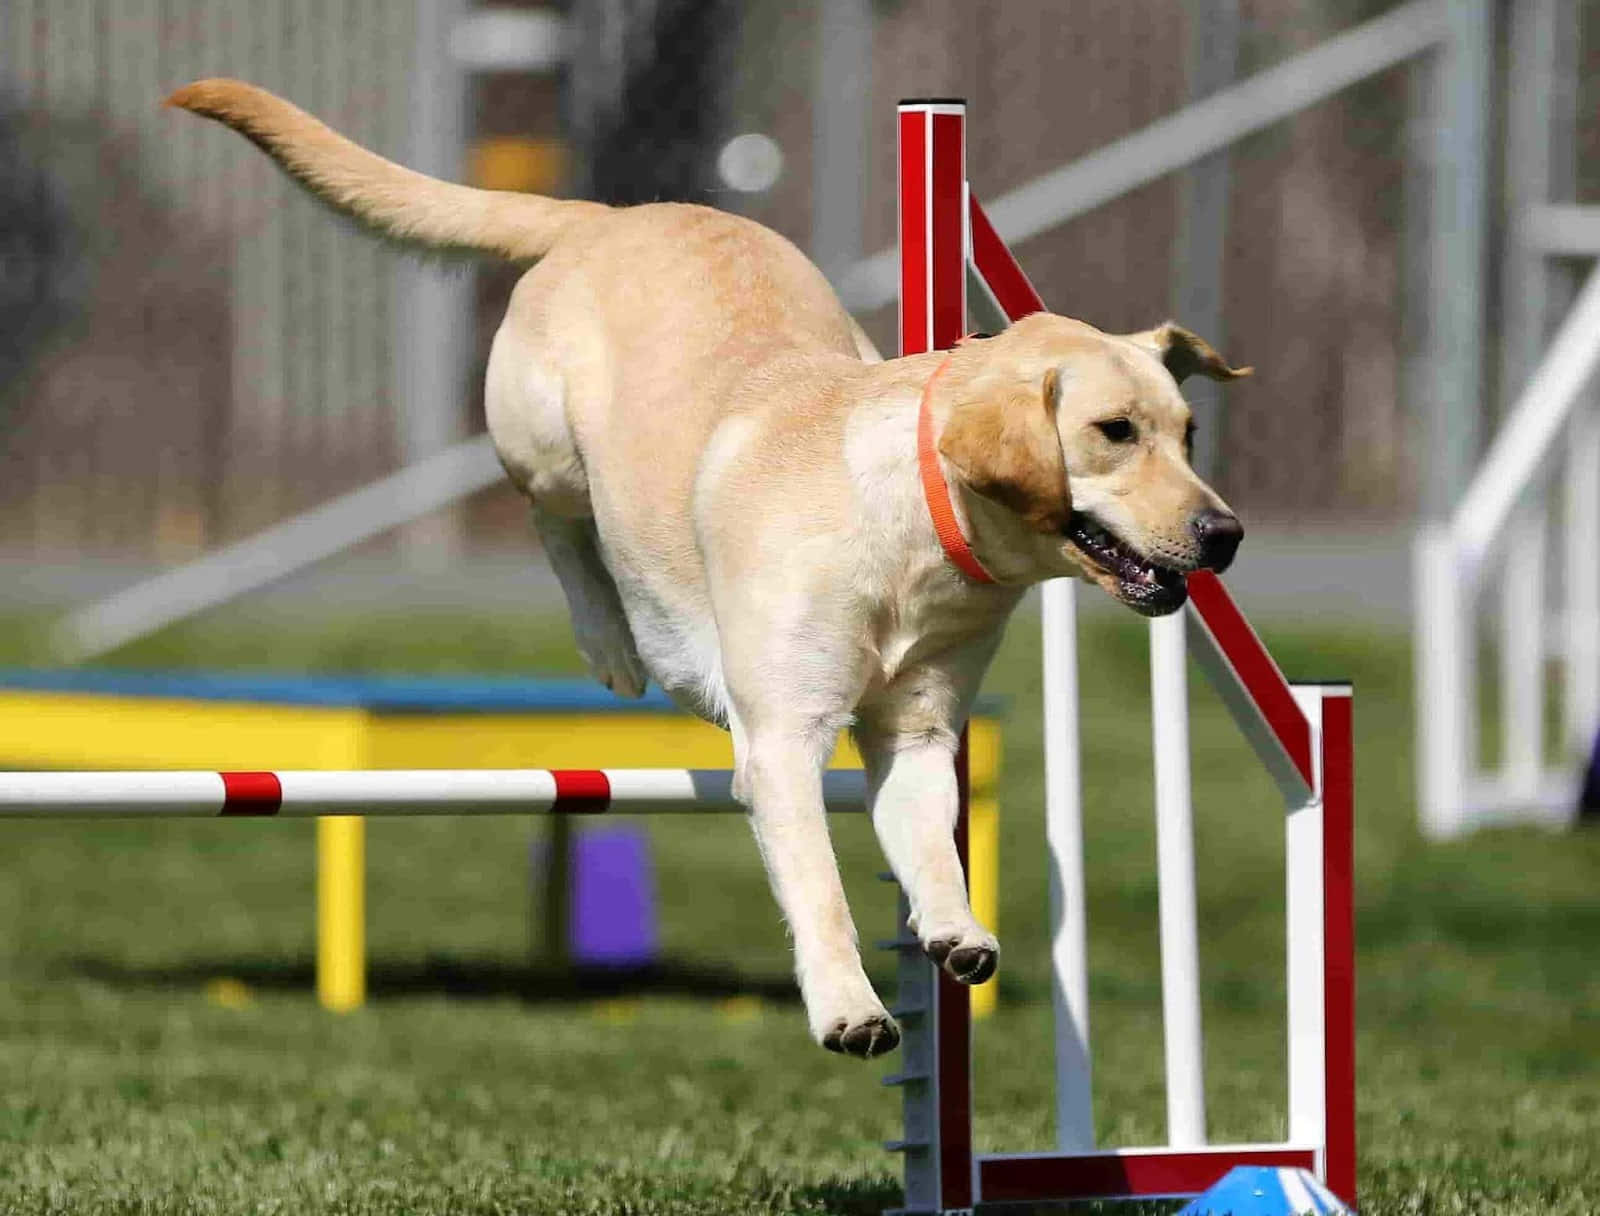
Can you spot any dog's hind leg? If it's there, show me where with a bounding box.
[486,318,647,698]
[533,509,649,699]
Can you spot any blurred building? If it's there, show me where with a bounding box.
[1,1,430,559]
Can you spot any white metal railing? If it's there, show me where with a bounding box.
[49,436,504,664]
[1414,266,1600,837]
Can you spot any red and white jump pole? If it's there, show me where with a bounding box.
[0,769,868,818]
[886,97,977,1214]
[893,98,1356,1214]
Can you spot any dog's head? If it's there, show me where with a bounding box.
[937,313,1247,615]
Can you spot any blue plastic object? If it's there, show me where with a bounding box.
[569,825,660,967]
[1175,1166,1352,1216]
[0,666,1004,716]
[0,666,680,712]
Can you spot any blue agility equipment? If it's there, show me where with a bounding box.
[1176,1166,1353,1215]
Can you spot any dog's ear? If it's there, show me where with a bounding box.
[1123,322,1252,383]
[939,369,1071,533]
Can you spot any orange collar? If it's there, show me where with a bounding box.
[917,352,996,584]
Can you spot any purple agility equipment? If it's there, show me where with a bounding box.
[570,825,661,967]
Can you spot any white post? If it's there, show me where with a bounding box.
[1149,612,1206,1147]
[1286,688,1327,1157]
[1415,524,1474,837]
[1043,577,1094,1152]
[1500,503,1547,800]
[396,0,470,566]
[1422,0,1491,522]
[1564,404,1600,756]
[810,0,871,281]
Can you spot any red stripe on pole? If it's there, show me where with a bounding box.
[1321,692,1357,1206]
[978,1147,1317,1203]
[968,198,1045,320]
[936,730,975,1211]
[898,107,928,357]
[920,102,975,1211]
[930,111,966,350]
[550,769,611,814]
[219,771,282,816]
[1186,571,1313,787]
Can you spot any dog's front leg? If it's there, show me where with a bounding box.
[739,722,899,1058]
[855,709,999,987]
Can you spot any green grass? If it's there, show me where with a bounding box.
[2,605,1598,1213]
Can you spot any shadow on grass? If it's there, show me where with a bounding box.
[780,1179,1178,1216]
[794,1181,1176,1216]
[791,1178,902,1215]
[64,952,810,1005]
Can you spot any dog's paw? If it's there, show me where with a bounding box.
[806,975,900,1059]
[819,1008,901,1059]
[922,926,1000,986]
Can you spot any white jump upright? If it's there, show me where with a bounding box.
[891,98,1356,1215]
[1042,575,1094,1155]
[970,172,1098,1160]
[1150,611,1206,1149]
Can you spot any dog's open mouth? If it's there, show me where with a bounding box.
[1063,511,1188,616]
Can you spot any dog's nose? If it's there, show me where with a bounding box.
[1191,509,1243,573]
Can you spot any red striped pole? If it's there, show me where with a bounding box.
[1320,687,1357,1205]
[899,95,975,1215]
[0,769,868,818]
[968,196,1046,319]
[1184,570,1316,803]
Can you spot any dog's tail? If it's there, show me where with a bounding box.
[166,78,605,262]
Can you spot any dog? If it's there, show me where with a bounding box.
[169,80,1247,1058]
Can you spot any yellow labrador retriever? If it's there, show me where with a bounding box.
[170,80,1246,1058]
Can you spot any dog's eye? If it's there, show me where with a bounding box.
[1184,420,1196,458]
[1095,418,1136,443]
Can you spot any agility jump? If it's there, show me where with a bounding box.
[0,98,1354,1215]
[883,101,1356,1213]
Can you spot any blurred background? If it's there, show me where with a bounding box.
[3,4,1600,1213]
[0,0,1515,589]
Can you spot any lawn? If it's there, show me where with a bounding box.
[1,602,1597,1213]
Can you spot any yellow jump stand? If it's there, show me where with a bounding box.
[317,816,365,1011]
[0,669,1002,1017]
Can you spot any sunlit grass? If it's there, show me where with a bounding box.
[1,608,1596,1213]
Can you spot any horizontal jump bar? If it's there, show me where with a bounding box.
[978,1143,1320,1203]
[0,769,869,819]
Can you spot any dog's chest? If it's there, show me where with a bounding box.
[866,560,1016,691]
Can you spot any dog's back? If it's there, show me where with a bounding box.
[169,80,881,720]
